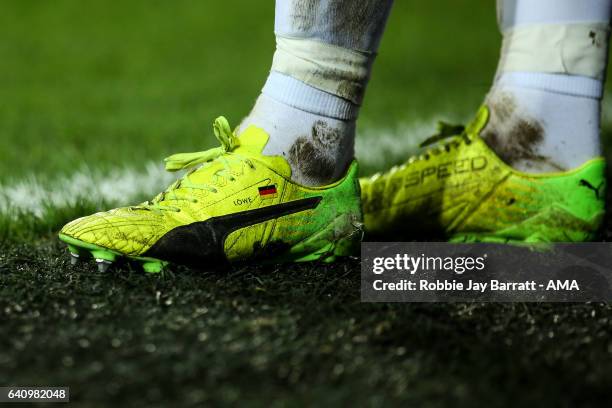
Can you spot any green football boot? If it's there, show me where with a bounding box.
[59,117,363,272]
[360,106,605,242]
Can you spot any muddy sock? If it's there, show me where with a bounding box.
[483,88,600,172]
[239,0,393,186]
[243,93,355,185]
[483,0,612,173]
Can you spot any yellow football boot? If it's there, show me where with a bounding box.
[60,117,362,272]
[360,106,605,242]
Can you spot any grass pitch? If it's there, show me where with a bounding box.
[2,1,612,406]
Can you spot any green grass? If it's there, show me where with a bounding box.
[3,0,612,406]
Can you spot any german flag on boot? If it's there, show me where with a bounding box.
[258,184,277,199]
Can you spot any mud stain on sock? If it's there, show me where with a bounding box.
[288,120,343,185]
[481,92,564,171]
[326,0,392,44]
[290,0,318,32]
[289,0,392,48]
[312,120,341,146]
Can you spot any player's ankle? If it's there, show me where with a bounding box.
[239,93,355,186]
[238,0,392,187]
[238,32,366,187]
[483,5,608,173]
[481,87,601,173]
[239,36,366,186]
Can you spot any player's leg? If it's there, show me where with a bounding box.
[484,0,612,172]
[240,0,393,186]
[58,0,394,271]
[361,0,611,242]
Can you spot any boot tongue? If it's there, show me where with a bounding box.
[235,125,292,177]
[465,105,490,137]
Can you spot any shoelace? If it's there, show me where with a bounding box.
[142,116,255,212]
[370,121,471,178]
[416,121,471,159]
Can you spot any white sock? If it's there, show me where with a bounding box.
[483,0,612,173]
[239,0,393,186]
[244,92,355,185]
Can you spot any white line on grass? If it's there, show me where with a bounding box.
[0,163,176,218]
[355,120,437,170]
